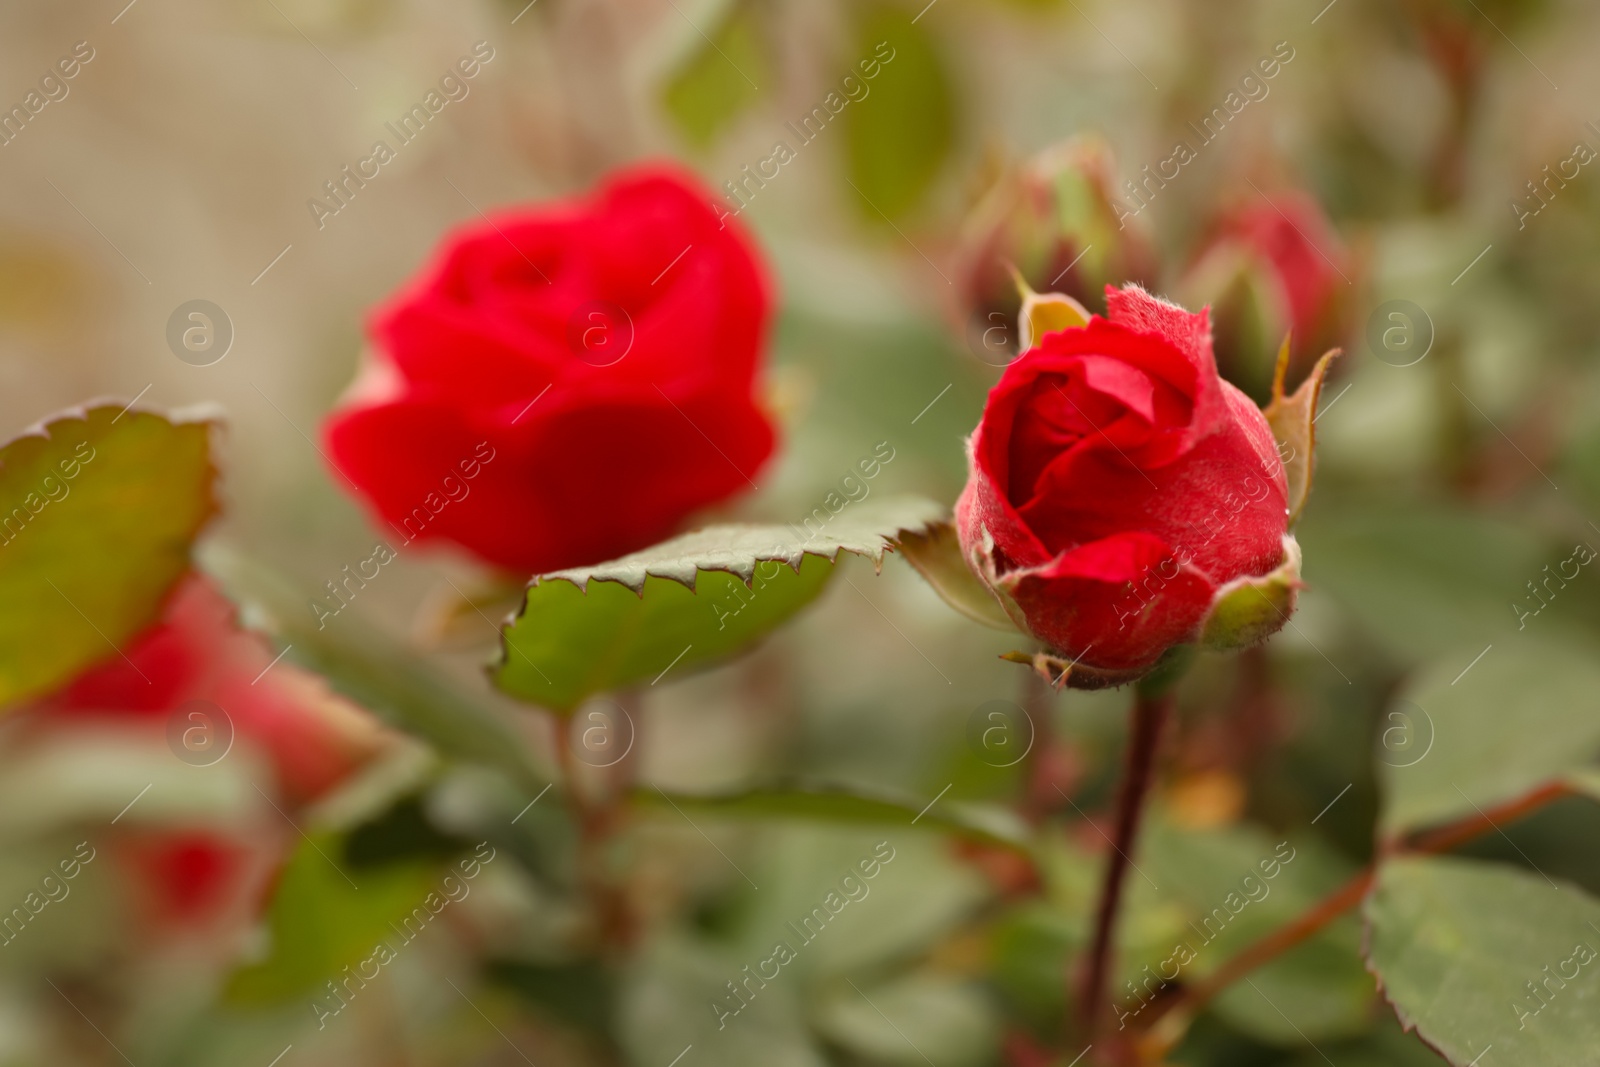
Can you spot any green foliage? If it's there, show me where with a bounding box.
[661,0,767,148]
[1297,499,1555,662]
[227,834,437,1003]
[616,829,987,1067]
[345,794,475,869]
[1379,634,1600,836]
[0,404,216,707]
[1364,855,1600,1066]
[203,546,548,794]
[1136,817,1374,1044]
[636,779,1030,853]
[813,974,997,1067]
[487,958,616,1037]
[841,2,956,221]
[620,934,828,1067]
[1208,932,1374,1046]
[989,904,1081,1028]
[494,497,945,713]
[770,308,984,500]
[1276,1011,1445,1066]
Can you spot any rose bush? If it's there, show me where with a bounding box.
[325,164,778,574]
[29,575,389,923]
[955,285,1298,686]
[36,574,387,804]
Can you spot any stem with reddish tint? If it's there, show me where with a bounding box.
[1136,868,1376,1056]
[1021,668,1062,826]
[1076,684,1173,1042]
[1134,778,1579,1054]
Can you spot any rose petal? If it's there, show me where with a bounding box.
[1003,531,1216,673]
[1018,409,1287,582]
[327,389,773,574]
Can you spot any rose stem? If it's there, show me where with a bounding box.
[1021,668,1061,825]
[599,688,642,948]
[553,704,637,954]
[1137,868,1376,1055]
[1135,778,1577,1054]
[1076,680,1175,1043]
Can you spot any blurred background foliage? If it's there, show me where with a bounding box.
[2,0,1600,1064]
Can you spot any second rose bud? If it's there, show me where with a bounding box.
[953,137,1159,365]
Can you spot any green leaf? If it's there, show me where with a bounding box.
[661,0,766,149]
[0,403,217,708]
[493,496,945,713]
[618,935,829,1067]
[814,974,997,1067]
[226,834,437,1003]
[1364,855,1600,1065]
[734,828,988,978]
[1298,499,1554,662]
[897,519,1017,631]
[1135,816,1374,1044]
[202,545,548,794]
[1379,634,1600,836]
[1278,1010,1452,1067]
[841,3,956,221]
[989,903,1080,1028]
[1210,930,1375,1046]
[634,779,1031,853]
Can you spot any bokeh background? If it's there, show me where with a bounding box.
[3,0,1600,1064]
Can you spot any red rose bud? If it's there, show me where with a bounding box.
[325,164,778,574]
[1178,189,1352,401]
[954,285,1301,688]
[953,137,1158,364]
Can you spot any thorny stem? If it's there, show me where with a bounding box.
[1076,684,1174,1045]
[1134,778,1579,1056]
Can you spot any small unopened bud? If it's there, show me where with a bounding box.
[953,136,1158,365]
[1178,189,1355,403]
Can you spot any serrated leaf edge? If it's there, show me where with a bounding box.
[517,506,947,602]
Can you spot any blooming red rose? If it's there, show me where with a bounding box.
[324,164,778,574]
[1179,191,1351,398]
[955,285,1296,686]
